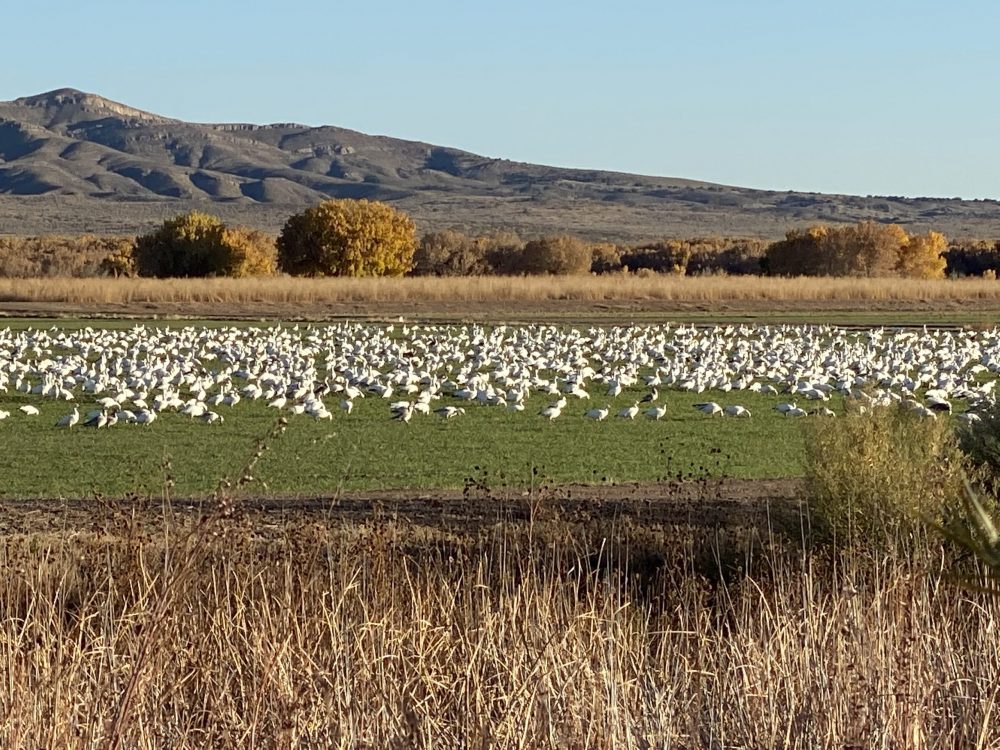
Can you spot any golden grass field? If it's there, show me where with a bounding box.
[3,274,1000,305]
[2,275,1000,325]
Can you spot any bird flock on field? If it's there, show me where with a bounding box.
[0,323,992,432]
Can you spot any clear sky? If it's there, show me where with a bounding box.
[3,1,997,198]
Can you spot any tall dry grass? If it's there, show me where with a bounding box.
[4,274,1000,307]
[1,503,998,747]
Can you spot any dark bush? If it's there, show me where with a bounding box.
[412,230,491,276]
[515,235,592,275]
[134,212,276,278]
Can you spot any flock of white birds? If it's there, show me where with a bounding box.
[0,322,992,430]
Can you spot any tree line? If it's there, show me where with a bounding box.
[5,198,1000,279]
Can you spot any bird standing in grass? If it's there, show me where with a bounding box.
[84,410,108,428]
[539,404,562,421]
[694,402,723,417]
[392,404,415,424]
[617,401,640,420]
[57,406,80,428]
[19,405,39,416]
[723,405,751,418]
[135,409,157,425]
[585,405,611,421]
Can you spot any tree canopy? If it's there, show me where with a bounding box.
[134,212,276,278]
[277,199,415,277]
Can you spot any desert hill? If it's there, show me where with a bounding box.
[1,88,999,240]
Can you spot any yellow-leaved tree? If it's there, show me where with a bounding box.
[277,199,415,277]
[222,228,278,277]
[134,212,276,277]
[766,221,926,277]
[896,230,947,279]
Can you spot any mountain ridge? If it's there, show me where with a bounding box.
[1,88,999,240]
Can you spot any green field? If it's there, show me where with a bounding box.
[3,317,984,499]
[0,387,812,499]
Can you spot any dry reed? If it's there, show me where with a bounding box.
[3,274,1000,308]
[0,508,997,748]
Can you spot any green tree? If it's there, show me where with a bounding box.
[134,212,276,278]
[277,199,415,277]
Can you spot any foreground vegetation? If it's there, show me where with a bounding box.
[2,492,997,747]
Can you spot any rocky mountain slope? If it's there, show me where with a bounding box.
[1,88,998,239]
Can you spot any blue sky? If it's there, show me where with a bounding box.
[3,1,997,198]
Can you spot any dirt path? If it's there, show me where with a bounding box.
[2,297,1000,325]
[0,478,806,536]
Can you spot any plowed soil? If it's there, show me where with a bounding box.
[0,478,805,536]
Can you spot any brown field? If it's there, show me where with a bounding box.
[4,275,1000,322]
[2,482,997,748]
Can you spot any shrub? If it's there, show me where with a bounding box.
[944,239,1000,277]
[134,212,276,278]
[277,199,415,277]
[412,230,490,276]
[805,406,966,550]
[99,242,137,277]
[765,222,933,278]
[957,398,1000,490]
[763,226,829,276]
[686,239,769,276]
[590,242,622,273]
[896,230,947,279]
[518,235,592,275]
[477,231,525,275]
[620,240,693,275]
[222,228,278,277]
[0,235,134,277]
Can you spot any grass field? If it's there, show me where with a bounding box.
[0,387,810,499]
[0,316,984,499]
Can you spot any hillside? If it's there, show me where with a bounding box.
[1,88,1000,240]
